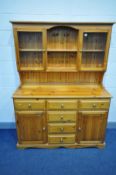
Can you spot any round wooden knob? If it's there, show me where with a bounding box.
[78,127,81,131]
[60,138,63,143]
[101,103,104,106]
[60,127,64,132]
[28,104,31,108]
[61,104,64,108]
[43,127,46,131]
[93,104,96,108]
[60,116,63,120]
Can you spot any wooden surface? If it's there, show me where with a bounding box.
[11,21,115,25]
[12,22,113,149]
[13,85,111,98]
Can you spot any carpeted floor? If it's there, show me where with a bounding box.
[0,129,116,175]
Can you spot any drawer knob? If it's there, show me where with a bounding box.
[93,104,96,108]
[18,104,22,106]
[60,138,63,143]
[101,103,104,106]
[60,127,64,132]
[28,104,31,108]
[60,116,64,120]
[61,104,64,108]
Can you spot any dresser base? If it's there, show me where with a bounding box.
[17,142,105,149]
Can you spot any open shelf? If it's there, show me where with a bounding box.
[46,67,77,72]
[47,52,77,72]
[47,49,77,52]
[47,26,78,50]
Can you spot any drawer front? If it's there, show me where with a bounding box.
[48,123,76,134]
[48,134,75,144]
[47,111,76,122]
[79,99,110,110]
[47,100,77,110]
[14,99,45,111]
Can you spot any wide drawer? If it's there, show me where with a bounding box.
[47,100,77,110]
[48,123,76,134]
[14,99,45,111]
[48,134,75,144]
[79,99,110,110]
[47,111,76,122]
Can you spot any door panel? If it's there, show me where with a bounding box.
[77,111,108,143]
[16,112,47,143]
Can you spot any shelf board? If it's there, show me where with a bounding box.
[81,49,105,52]
[47,49,77,52]
[46,66,77,72]
[19,67,44,71]
[80,67,105,71]
[19,49,45,52]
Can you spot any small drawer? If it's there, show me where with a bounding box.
[48,134,75,144]
[48,123,76,134]
[47,111,76,122]
[79,99,110,110]
[47,100,77,110]
[14,99,45,111]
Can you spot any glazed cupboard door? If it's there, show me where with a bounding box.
[77,111,108,143]
[14,29,46,71]
[79,29,111,71]
[16,112,47,143]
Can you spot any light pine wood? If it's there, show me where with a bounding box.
[11,22,113,149]
[47,111,76,122]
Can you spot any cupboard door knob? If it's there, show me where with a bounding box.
[60,138,63,143]
[43,127,46,131]
[78,127,81,131]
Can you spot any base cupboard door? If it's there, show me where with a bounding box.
[77,111,108,143]
[16,112,47,144]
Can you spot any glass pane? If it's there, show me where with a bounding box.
[83,32,107,50]
[18,32,42,49]
[20,52,43,69]
[82,52,104,68]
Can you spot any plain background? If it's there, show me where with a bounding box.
[0,0,116,125]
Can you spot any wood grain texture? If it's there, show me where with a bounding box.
[12,22,112,149]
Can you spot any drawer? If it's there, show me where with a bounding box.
[48,123,76,134]
[79,99,110,110]
[47,100,77,110]
[14,99,45,111]
[47,111,76,122]
[48,134,75,144]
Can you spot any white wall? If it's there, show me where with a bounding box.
[0,0,116,124]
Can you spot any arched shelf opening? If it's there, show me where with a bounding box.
[46,26,78,71]
[47,26,78,51]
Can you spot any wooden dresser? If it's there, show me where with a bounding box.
[11,21,113,148]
